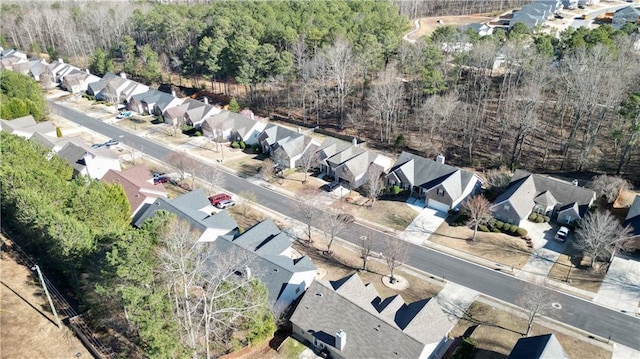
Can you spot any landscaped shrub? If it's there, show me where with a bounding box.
[543,215,550,222]
[195,131,202,136]
[492,228,501,233]
[239,141,246,149]
[535,216,544,223]
[55,127,62,138]
[509,226,519,235]
[502,223,511,232]
[231,141,240,149]
[479,225,490,232]
[495,221,504,229]
[517,228,528,237]
[487,218,497,227]
[182,124,194,132]
[392,185,401,195]
[528,213,538,221]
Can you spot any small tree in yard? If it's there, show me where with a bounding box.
[261,158,275,181]
[462,195,492,241]
[296,149,319,183]
[359,230,377,271]
[589,174,629,204]
[323,207,350,255]
[166,152,200,188]
[574,210,632,269]
[293,189,321,243]
[237,191,257,217]
[383,237,409,284]
[516,279,555,337]
[364,165,385,208]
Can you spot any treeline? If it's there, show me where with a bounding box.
[394,0,530,19]
[0,133,274,357]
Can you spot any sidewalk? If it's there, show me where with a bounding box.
[594,254,640,317]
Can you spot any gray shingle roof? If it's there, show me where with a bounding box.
[387,152,476,196]
[493,170,595,220]
[56,142,89,174]
[290,274,451,359]
[624,195,640,237]
[317,138,353,162]
[326,146,366,168]
[133,189,238,234]
[507,333,568,359]
[260,124,299,147]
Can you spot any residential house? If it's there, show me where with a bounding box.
[491,170,596,226]
[460,23,494,37]
[258,124,299,154]
[624,195,640,240]
[47,59,80,85]
[171,98,220,128]
[331,148,393,190]
[0,116,56,139]
[509,0,562,30]
[316,138,354,176]
[30,132,75,153]
[507,334,568,359]
[612,6,640,29]
[562,0,578,9]
[56,141,121,180]
[323,144,367,180]
[201,110,267,145]
[0,48,25,59]
[87,72,149,104]
[134,191,316,315]
[386,152,482,212]
[129,88,182,116]
[133,188,239,239]
[61,69,101,94]
[578,0,600,6]
[101,164,168,218]
[290,274,454,359]
[211,219,317,315]
[272,134,320,169]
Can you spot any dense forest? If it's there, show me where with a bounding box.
[0,132,275,358]
[1,1,639,177]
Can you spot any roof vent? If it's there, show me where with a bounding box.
[315,293,323,297]
[436,154,445,164]
[572,179,579,186]
[336,330,346,351]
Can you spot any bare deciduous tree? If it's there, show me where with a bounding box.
[323,207,350,255]
[321,38,356,128]
[364,165,386,208]
[260,158,275,181]
[589,174,629,204]
[574,210,633,268]
[359,230,377,271]
[383,238,409,283]
[516,279,555,337]
[293,189,321,243]
[368,64,405,144]
[237,191,257,217]
[158,217,272,358]
[166,152,200,188]
[462,195,492,241]
[296,148,319,183]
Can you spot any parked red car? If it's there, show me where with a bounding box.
[209,193,232,206]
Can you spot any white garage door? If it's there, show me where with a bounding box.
[427,199,450,213]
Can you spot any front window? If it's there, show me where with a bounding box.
[437,188,445,196]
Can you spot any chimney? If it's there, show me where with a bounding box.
[171,89,176,97]
[352,137,358,146]
[204,97,209,105]
[119,72,127,79]
[250,112,255,120]
[436,154,445,164]
[58,58,64,64]
[297,126,302,133]
[85,68,90,74]
[336,330,346,351]
[245,266,252,279]
[572,179,579,186]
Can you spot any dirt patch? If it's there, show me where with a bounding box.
[407,15,494,41]
[547,244,605,295]
[430,222,531,269]
[0,242,92,359]
[450,300,611,359]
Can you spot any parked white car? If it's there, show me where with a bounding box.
[555,226,570,242]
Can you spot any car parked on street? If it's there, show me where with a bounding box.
[555,226,570,242]
[209,193,232,206]
[216,199,236,209]
[104,139,119,147]
[154,176,170,185]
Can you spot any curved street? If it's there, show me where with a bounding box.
[49,100,640,350]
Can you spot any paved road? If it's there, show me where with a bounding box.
[49,101,640,350]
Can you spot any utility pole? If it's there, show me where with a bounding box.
[32,265,62,329]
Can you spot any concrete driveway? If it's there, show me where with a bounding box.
[595,253,640,316]
[399,202,447,246]
[518,221,569,279]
